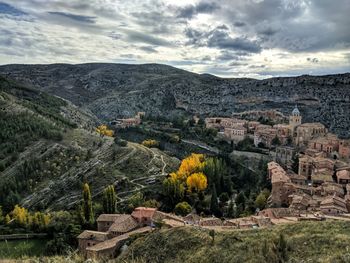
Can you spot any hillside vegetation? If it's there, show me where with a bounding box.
[0,76,179,212]
[119,221,350,263]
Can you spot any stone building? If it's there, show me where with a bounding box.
[275,146,295,168]
[295,123,327,146]
[223,125,247,142]
[320,196,348,215]
[289,105,302,133]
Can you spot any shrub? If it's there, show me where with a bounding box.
[142,139,159,148]
[174,201,192,216]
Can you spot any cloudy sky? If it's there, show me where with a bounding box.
[0,0,349,78]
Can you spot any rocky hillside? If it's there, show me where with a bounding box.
[0,63,349,138]
[0,76,179,211]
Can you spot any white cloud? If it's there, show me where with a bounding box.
[0,0,349,78]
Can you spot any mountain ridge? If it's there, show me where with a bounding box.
[0,63,349,138]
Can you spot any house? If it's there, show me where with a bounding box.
[78,231,109,256]
[336,169,350,185]
[320,195,348,215]
[97,214,124,232]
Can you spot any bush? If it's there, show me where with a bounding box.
[142,139,159,148]
[174,201,192,216]
[115,138,128,147]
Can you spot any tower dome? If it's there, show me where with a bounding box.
[292,105,300,116]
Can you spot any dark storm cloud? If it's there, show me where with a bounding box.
[48,11,96,24]
[177,2,219,18]
[233,21,245,27]
[217,0,350,52]
[185,26,261,53]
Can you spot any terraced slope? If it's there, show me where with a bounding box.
[0,76,179,211]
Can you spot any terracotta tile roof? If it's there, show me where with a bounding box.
[77,230,109,241]
[131,207,156,220]
[108,215,138,233]
[152,211,184,223]
[97,214,125,222]
[86,227,152,252]
[199,217,222,226]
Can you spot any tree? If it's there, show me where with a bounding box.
[163,177,185,208]
[81,183,94,226]
[174,201,192,216]
[291,153,299,174]
[0,206,3,224]
[103,185,116,214]
[142,139,160,148]
[255,192,267,210]
[219,192,229,204]
[227,200,235,218]
[127,192,145,212]
[186,172,208,192]
[210,185,220,216]
[96,125,114,137]
[271,136,281,146]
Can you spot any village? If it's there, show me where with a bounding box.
[77,106,350,260]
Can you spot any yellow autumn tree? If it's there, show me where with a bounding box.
[186,172,208,192]
[177,153,206,180]
[96,125,114,137]
[11,205,29,227]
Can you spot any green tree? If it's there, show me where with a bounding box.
[271,136,281,146]
[219,192,229,203]
[0,206,3,224]
[235,192,246,210]
[81,183,94,225]
[174,201,192,216]
[127,192,145,212]
[210,185,220,216]
[291,154,299,174]
[103,185,116,214]
[226,200,235,218]
[255,192,267,210]
[162,177,184,208]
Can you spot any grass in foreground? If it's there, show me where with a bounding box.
[118,221,350,263]
[0,239,48,259]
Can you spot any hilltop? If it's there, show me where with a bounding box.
[0,63,349,138]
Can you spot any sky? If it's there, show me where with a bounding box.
[0,0,349,79]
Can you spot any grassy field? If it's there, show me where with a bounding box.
[0,239,47,259]
[118,221,350,263]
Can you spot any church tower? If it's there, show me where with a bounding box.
[289,105,301,132]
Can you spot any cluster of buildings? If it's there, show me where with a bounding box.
[267,160,350,215]
[110,112,145,129]
[78,207,272,260]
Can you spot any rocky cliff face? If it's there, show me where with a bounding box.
[0,63,349,138]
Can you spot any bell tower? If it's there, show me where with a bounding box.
[289,105,301,132]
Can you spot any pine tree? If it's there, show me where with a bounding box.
[82,183,94,225]
[103,185,116,213]
[227,200,235,218]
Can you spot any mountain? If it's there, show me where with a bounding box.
[0,63,349,138]
[0,76,179,211]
